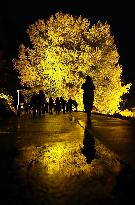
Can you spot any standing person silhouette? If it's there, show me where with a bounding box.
[30,93,38,117]
[60,97,66,114]
[55,97,61,114]
[49,97,54,114]
[38,90,46,117]
[81,75,95,118]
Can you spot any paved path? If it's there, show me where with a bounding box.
[72,112,135,168]
[0,112,135,205]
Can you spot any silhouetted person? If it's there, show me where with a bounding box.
[82,119,96,164]
[17,104,21,117]
[38,90,46,116]
[60,97,66,114]
[81,75,95,119]
[49,97,54,114]
[66,101,69,112]
[68,97,73,112]
[45,99,49,113]
[30,93,38,117]
[55,97,61,114]
[72,100,78,111]
[24,100,29,115]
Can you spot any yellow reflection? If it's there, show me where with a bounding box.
[16,139,121,178]
[40,142,92,176]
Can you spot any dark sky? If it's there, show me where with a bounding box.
[0,0,134,85]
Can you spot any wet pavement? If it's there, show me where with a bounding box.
[0,112,135,204]
[72,112,135,168]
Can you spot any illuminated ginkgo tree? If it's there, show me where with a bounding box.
[12,12,131,114]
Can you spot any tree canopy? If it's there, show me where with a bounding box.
[13,12,131,114]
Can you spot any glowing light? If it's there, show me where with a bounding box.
[17,89,20,109]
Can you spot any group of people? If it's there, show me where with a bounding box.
[22,75,95,119]
[26,90,78,117]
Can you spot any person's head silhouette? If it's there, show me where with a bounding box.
[86,75,92,82]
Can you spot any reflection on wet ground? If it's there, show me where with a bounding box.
[81,119,96,164]
[0,114,135,204]
[73,112,135,168]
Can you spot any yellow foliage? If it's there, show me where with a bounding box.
[0,93,16,113]
[13,12,131,114]
[119,109,134,117]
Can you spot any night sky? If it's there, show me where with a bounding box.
[0,0,134,86]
